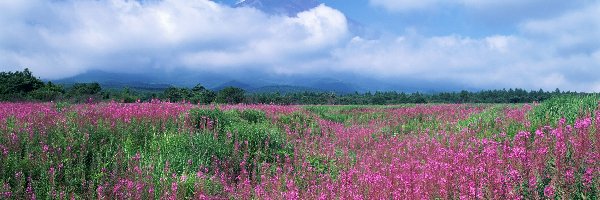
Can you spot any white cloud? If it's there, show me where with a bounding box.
[328,2,600,91]
[1,0,600,91]
[180,4,348,69]
[0,0,348,79]
[521,3,600,54]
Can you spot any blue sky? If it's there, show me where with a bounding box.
[1,0,599,91]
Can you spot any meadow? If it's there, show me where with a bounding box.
[0,96,598,199]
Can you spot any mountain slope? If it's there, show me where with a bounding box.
[211,80,254,91]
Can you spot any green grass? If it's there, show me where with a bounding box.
[529,95,600,129]
[304,105,398,125]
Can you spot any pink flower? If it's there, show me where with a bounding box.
[544,185,554,197]
[528,176,537,188]
[583,168,595,186]
[171,181,178,193]
[565,169,574,183]
[96,185,105,199]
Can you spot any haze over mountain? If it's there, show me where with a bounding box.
[2,0,600,92]
[53,0,391,93]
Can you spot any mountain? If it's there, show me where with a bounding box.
[303,78,358,94]
[55,68,479,94]
[56,70,153,84]
[235,0,320,16]
[55,69,232,88]
[54,70,171,91]
[250,85,320,94]
[211,79,357,94]
[212,80,254,91]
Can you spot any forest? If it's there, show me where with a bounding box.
[0,69,588,104]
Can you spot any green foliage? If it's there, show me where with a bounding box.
[163,84,216,104]
[216,87,245,104]
[305,106,353,123]
[117,87,138,103]
[305,105,390,125]
[248,88,582,105]
[277,111,320,135]
[163,86,192,102]
[240,109,267,123]
[190,84,216,104]
[188,108,292,165]
[383,114,444,137]
[0,106,292,199]
[67,83,101,96]
[226,121,291,163]
[456,106,504,137]
[307,155,339,178]
[189,108,237,132]
[28,81,65,101]
[529,95,600,129]
[0,68,44,100]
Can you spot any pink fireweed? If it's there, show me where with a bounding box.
[1,102,598,199]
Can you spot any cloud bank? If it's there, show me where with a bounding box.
[0,0,348,77]
[1,0,599,91]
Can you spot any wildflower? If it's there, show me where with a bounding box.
[544,185,554,198]
[181,174,188,182]
[41,144,49,153]
[171,181,178,193]
[132,153,141,162]
[97,185,105,199]
[535,129,544,138]
[565,168,574,183]
[583,168,594,186]
[528,176,537,189]
[0,145,7,157]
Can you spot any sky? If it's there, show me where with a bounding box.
[1,0,599,91]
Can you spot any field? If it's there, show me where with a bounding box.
[0,96,599,199]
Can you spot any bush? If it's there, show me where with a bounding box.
[0,68,44,101]
[240,109,267,123]
[216,87,245,104]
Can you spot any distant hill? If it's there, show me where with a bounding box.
[250,85,320,94]
[55,70,359,94]
[54,69,478,94]
[56,70,154,84]
[55,70,172,91]
[212,79,357,94]
[211,80,254,91]
[305,78,358,94]
[54,69,229,89]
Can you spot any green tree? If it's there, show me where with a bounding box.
[190,84,216,104]
[65,82,102,103]
[216,87,245,104]
[67,83,101,97]
[0,68,44,100]
[119,87,140,103]
[163,87,191,102]
[29,81,64,101]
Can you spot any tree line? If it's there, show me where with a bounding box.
[0,68,589,104]
[0,69,247,104]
